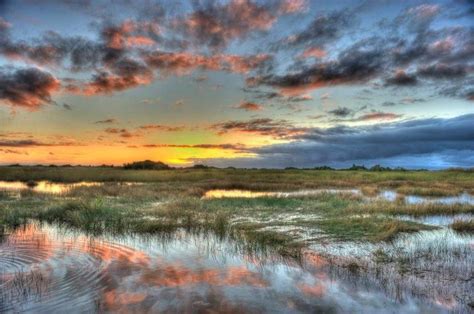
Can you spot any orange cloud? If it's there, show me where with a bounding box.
[100,19,161,50]
[80,71,153,96]
[279,0,308,14]
[301,47,326,59]
[143,51,269,76]
[181,0,277,49]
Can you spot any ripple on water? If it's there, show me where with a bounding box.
[0,223,456,313]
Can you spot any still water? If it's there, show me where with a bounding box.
[0,181,100,194]
[0,223,450,313]
[204,188,474,205]
[203,189,361,199]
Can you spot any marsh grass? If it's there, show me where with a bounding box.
[315,217,435,242]
[396,184,463,197]
[2,167,473,312]
[1,167,473,260]
[449,219,474,233]
[1,167,474,195]
[360,186,379,197]
[349,201,474,216]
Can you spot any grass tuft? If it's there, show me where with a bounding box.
[449,219,474,233]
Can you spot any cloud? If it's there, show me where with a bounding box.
[407,4,440,19]
[104,128,138,138]
[137,124,184,132]
[62,103,73,110]
[200,114,474,169]
[288,94,313,102]
[211,118,308,139]
[0,0,471,114]
[0,139,80,147]
[0,148,28,155]
[173,99,184,107]
[74,58,154,95]
[385,70,418,86]
[94,118,118,124]
[142,143,248,151]
[284,10,353,48]
[143,51,269,76]
[278,0,307,14]
[0,17,11,32]
[381,101,397,107]
[249,43,386,95]
[101,20,157,50]
[0,67,60,109]
[328,107,352,117]
[417,63,467,79]
[177,0,280,50]
[300,47,326,59]
[350,112,402,122]
[233,101,263,111]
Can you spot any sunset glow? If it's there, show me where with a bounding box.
[0,0,473,168]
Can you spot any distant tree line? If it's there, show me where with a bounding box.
[123,160,171,170]
[4,161,473,172]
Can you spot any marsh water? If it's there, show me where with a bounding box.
[2,182,474,205]
[0,222,455,313]
[1,183,473,312]
[0,181,101,194]
[204,188,474,205]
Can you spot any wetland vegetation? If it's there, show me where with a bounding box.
[0,166,473,312]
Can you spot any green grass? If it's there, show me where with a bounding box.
[315,217,436,242]
[349,201,474,216]
[1,167,472,253]
[1,166,474,194]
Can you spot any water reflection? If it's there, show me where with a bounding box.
[404,192,474,205]
[0,181,100,194]
[203,189,361,199]
[204,188,474,206]
[397,213,473,226]
[0,223,447,313]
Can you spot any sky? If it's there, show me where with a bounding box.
[0,0,473,169]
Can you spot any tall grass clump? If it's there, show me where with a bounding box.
[316,217,435,242]
[38,198,137,234]
[449,219,474,233]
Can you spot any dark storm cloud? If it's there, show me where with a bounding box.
[0,67,60,109]
[200,114,474,169]
[250,42,386,95]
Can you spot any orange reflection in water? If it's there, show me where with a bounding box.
[203,189,275,199]
[298,283,327,297]
[0,181,100,194]
[139,264,267,288]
